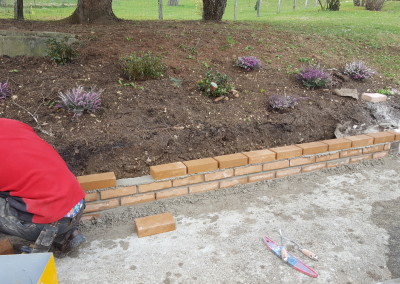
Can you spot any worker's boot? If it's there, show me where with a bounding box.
[68,229,86,250]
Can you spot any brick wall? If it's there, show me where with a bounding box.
[80,131,400,219]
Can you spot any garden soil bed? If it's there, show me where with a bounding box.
[1,19,399,178]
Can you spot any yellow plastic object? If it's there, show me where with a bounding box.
[0,252,58,283]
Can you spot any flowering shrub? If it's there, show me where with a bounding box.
[344,61,375,81]
[58,86,102,117]
[297,65,331,89]
[377,87,400,96]
[0,82,11,99]
[198,70,233,97]
[235,56,262,71]
[268,94,305,110]
[120,52,165,81]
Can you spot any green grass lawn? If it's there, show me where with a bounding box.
[1,0,399,81]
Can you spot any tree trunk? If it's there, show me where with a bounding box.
[202,0,227,21]
[167,0,179,5]
[14,0,23,20]
[66,0,118,24]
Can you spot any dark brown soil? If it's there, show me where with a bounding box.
[1,20,398,178]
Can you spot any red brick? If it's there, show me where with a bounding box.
[302,163,327,173]
[0,239,14,255]
[189,182,219,194]
[139,180,172,193]
[173,175,204,187]
[384,144,391,151]
[81,213,101,221]
[366,132,395,144]
[183,158,218,174]
[77,172,116,191]
[372,151,389,159]
[269,145,303,160]
[220,177,248,188]
[150,162,187,180]
[350,154,372,163]
[289,156,316,167]
[363,145,385,154]
[121,193,155,206]
[84,199,119,213]
[100,186,137,200]
[234,165,262,176]
[156,187,188,200]
[263,160,290,171]
[242,149,276,164]
[276,167,301,178]
[135,213,176,238]
[316,152,340,162]
[346,135,374,148]
[248,172,276,183]
[327,158,350,168]
[85,192,98,202]
[321,138,352,151]
[389,131,400,141]
[205,169,234,181]
[214,153,248,169]
[340,149,363,158]
[296,142,328,155]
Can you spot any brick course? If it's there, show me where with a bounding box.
[234,165,262,176]
[189,182,219,193]
[84,199,119,213]
[214,153,248,169]
[372,151,389,159]
[363,145,385,154]
[156,187,188,200]
[242,149,276,164]
[139,180,172,193]
[85,192,98,202]
[322,138,352,151]
[100,186,137,200]
[315,153,340,162]
[205,169,234,181]
[263,160,290,171]
[296,142,328,155]
[367,132,395,144]
[183,158,218,174]
[289,156,316,167]
[269,145,303,160]
[220,177,248,188]
[121,193,155,206]
[302,163,327,173]
[276,167,301,178]
[346,135,374,148]
[248,172,276,183]
[340,149,363,158]
[150,162,187,180]
[173,175,204,187]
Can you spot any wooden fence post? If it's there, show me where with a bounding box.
[277,0,281,13]
[158,0,163,20]
[257,0,262,16]
[234,0,238,20]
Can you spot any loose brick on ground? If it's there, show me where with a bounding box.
[156,187,188,200]
[121,193,155,206]
[84,199,119,213]
[242,149,276,164]
[263,160,290,171]
[316,152,340,162]
[367,132,395,144]
[173,175,204,187]
[363,145,385,154]
[135,213,176,238]
[302,163,327,173]
[234,164,262,176]
[276,167,301,178]
[100,186,137,200]
[84,192,98,202]
[340,149,363,158]
[183,158,218,174]
[77,172,116,191]
[346,135,374,148]
[205,169,234,181]
[322,138,352,151]
[214,153,248,169]
[327,158,350,168]
[150,162,187,180]
[373,151,389,159]
[220,177,248,189]
[350,154,372,163]
[296,142,328,155]
[189,182,219,194]
[0,239,14,255]
[361,93,387,102]
[139,180,172,193]
[269,145,303,160]
[248,172,276,183]
[289,156,316,167]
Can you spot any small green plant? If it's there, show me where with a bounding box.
[377,87,400,96]
[298,57,312,63]
[118,79,144,90]
[120,52,166,81]
[46,38,78,65]
[244,45,254,51]
[198,70,233,97]
[9,69,19,73]
[169,77,182,87]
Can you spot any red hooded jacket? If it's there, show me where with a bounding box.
[0,119,85,224]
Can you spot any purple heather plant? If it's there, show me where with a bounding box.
[58,86,102,117]
[297,65,331,89]
[235,56,262,71]
[268,94,306,110]
[344,61,375,80]
[0,82,11,99]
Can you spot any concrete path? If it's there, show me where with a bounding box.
[56,157,400,284]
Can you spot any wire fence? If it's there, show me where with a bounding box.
[0,0,321,21]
